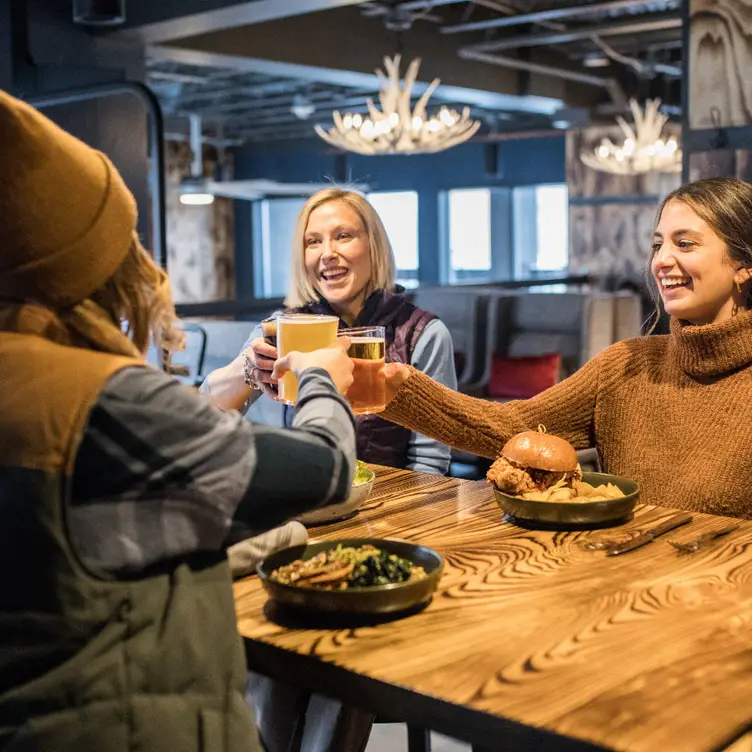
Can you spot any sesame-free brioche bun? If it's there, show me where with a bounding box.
[502,431,577,473]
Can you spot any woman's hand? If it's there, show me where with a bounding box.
[243,337,279,400]
[381,363,413,405]
[273,338,354,396]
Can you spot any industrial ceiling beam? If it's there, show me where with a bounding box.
[149,45,564,115]
[162,81,307,108]
[464,13,682,52]
[459,48,612,87]
[118,0,372,45]
[442,0,678,34]
[458,48,627,107]
[178,91,371,118]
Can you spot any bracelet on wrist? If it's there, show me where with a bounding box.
[241,349,261,391]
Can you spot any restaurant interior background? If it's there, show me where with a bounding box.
[4,3,752,750]
[4,0,750,453]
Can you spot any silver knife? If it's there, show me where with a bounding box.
[606,512,693,556]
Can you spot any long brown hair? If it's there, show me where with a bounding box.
[646,177,752,330]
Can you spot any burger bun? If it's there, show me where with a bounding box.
[502,431,577,473]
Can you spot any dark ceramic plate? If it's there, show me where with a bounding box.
[257,538,444,615]
[493,472,640,528]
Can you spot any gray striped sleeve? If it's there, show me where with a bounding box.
[70,364,356,576]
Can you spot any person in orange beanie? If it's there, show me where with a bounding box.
[0,90,357,751]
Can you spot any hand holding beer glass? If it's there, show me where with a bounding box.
[276,314,340,404]
[340,326,387,414]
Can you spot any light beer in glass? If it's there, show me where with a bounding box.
[341,326,386,414]
[276,314,339,405]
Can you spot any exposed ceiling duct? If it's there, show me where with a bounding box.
[144,0,682,144]
[72,0,126,26]
[462,13,682,54]
[458,49,628,108]
[441,0,679,34]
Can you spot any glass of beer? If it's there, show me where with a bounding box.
[341,326,386,415]
[276,314,339,405]
[261,316,277,348]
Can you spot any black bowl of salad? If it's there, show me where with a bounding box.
[257,538,444,615]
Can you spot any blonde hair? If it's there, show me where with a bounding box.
[90,235,185,356]
[285,189,397,308]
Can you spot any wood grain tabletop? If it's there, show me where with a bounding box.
[234,466,752,751]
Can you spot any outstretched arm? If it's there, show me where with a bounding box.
[383,352,605,460]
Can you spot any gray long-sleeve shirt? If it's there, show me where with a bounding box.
[70,366,356,576]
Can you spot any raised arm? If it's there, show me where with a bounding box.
[70,354,355,576]
[383,349,606,460]
[200,324,277,412]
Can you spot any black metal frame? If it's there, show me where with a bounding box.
[27,81,168,269]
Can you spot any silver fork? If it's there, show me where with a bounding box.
[667,523,739,553]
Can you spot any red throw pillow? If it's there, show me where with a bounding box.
[488,353,561,399]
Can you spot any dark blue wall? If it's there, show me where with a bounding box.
[233,135,566,295]
[234,135,565,190]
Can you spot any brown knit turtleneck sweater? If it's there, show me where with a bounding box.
[384,311,752,518]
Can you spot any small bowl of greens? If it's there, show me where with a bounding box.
[297,461,375,526]
[257,538,444,615]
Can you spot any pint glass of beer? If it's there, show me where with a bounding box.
[276,314,339,405]
[261,316,277,347]
[341,326,386,414]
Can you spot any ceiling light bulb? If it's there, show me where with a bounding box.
[352,113,363,128]
[412,116,423,130]
[388,112,399,127]
[180,193,215,206]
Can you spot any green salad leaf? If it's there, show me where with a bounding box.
[352,460,372,487]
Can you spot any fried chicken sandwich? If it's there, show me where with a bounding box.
[487,429,582,496]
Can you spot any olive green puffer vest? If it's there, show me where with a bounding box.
[0,332,261,752]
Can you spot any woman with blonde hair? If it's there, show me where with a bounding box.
[203,188,457,474]
[0,90,357,751]
[380,177,752,518]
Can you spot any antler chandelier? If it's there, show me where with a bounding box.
[580,98,681,175]
[315,55,481,156]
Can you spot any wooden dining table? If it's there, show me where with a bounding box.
[233,466,752,752]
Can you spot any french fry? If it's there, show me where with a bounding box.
[512,479,626,503]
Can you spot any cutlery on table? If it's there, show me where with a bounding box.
[605,512,693,556]
[667,523,739,553]
[581,512,693,554]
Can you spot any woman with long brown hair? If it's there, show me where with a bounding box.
[381,177,752,517]
[0,90,356,751]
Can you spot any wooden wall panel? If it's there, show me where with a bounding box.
[689,0,752,130]
[567,126,681,282]
[568,203,658,280]
[165,142,236,304]
[688,149,752,181]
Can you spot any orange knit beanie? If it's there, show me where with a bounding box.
[0,90,138,308]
